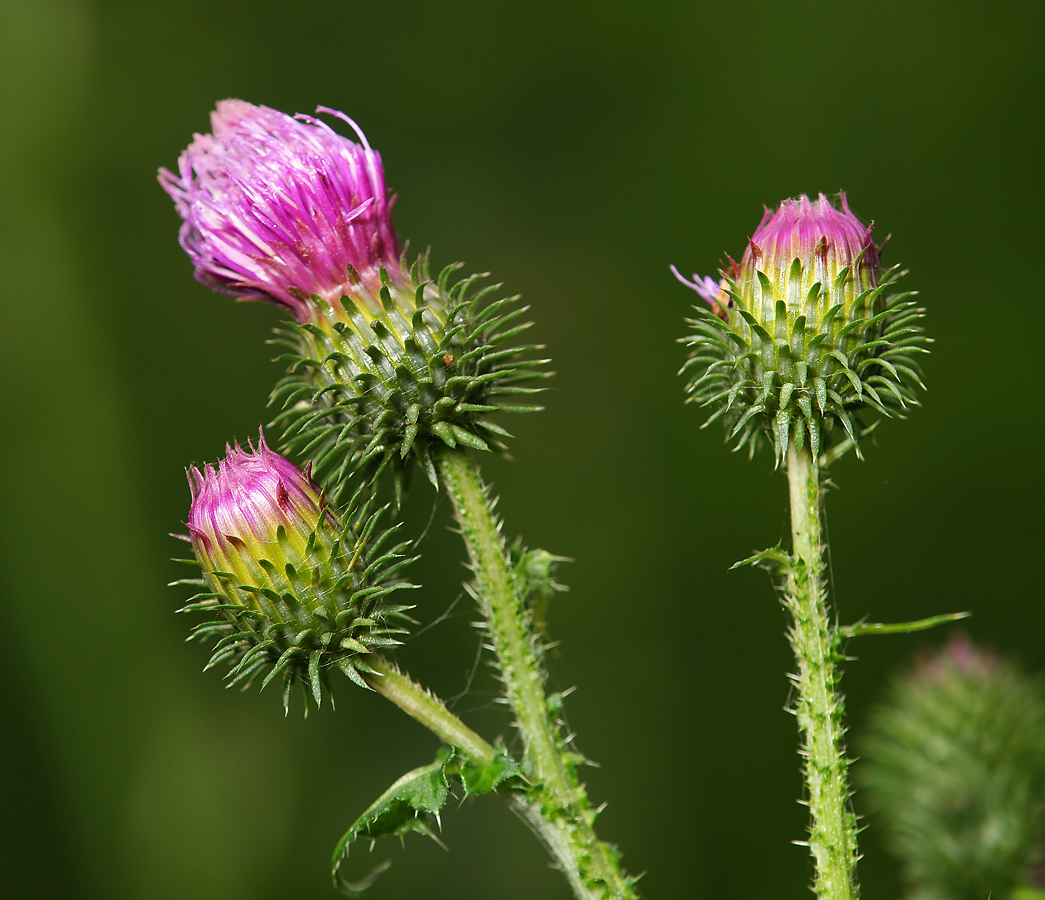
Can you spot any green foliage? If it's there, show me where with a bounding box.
[835,612,969,640]
[174,488,416,713]
[861,639,1045,900]
[331,746,520,897]
[270,255,548,506]
[681,264,928,464]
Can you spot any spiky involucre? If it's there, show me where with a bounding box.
[682,263,926,462]
[177,488,416,713]
[861,640,1045,900]
[677,193,928,464]
[270,253,549,504]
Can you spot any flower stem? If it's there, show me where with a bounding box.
[436,445,635,900]
[786,442,859,900]
[363,654,497,766]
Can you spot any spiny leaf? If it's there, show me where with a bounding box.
[332,749,455,894]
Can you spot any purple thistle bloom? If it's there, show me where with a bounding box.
[187,432,329,578]
[670,265,723,305]
[159,100,401,323]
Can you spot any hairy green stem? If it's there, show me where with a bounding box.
[363,654,498,766]
[506,793,598,900]
[436,446,635,900]
[786,443,859,900]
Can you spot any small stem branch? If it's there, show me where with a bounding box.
[360,654,602,898]
[363,654,497,766]
[786,442,859,900]
[436,445,634,900]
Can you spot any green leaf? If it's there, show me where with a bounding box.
[731,546,791,571]
[332,748,454,894]
[329,739,522,897]
[836,611,970,640]
[460,751,521,795]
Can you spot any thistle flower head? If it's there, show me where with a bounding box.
[677,192,927,463]
[159,100,401,323]
[163,100,548,503]
[862,638,1045,900]
[179,433,415,711]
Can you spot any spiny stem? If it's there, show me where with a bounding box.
[786,442,859,900]
[436,446,635,900]
[435,447,561,787]
[363,654,497,766]
[507,793,596,900]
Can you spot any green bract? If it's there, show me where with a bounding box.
[677,193,928,463]
[271,254,549,504]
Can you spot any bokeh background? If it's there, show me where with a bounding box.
[1,0,1042,898]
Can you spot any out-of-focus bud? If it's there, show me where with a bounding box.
[161,101,547,503]
[178,434,415,711]
[676,193,927,462]
[861,637,1045,900]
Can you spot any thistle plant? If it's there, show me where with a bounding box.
[862,638,1045,900]
[162,98,991,900]
[676,193,959,900]
[162,100,634,900]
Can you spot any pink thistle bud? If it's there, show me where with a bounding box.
[914,634,999,684]
[159,100,402,323]
[179,432,415,710]
[863,638,1045,899]
[677,192,927,462]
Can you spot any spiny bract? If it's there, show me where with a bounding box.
[270,253,548,505]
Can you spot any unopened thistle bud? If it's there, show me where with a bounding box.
[675,193,927,462]
[161,101,547,501]
[177,434,415,711]
[862,638,1045,900]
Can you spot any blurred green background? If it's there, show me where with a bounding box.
[1,0,1042,897]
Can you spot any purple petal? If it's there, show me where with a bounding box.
[186,431,330,571]
[670,264,724,307]
[159,100,404,323]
